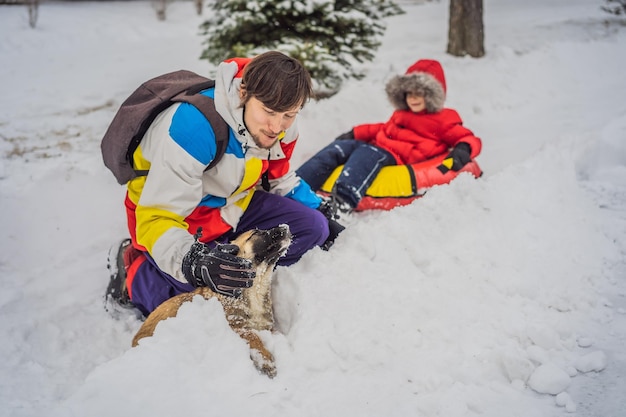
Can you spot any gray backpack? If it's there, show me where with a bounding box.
[101,70,229,185]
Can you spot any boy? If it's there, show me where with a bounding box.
[297,59,482,218]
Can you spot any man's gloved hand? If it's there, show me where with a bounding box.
[335,129,355,141]
[317,199,346,250]
[437,142,472,174]
[182,241,255,297]
[317,198,338,221]
[322,218,346,251]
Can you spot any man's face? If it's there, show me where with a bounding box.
[241,95,301,149]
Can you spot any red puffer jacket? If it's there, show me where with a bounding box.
[353,107,482,165]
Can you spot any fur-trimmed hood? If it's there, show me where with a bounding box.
[385,59,446,113]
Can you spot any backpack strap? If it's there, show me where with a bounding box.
[175,92,229,171]
[133,90,229,177]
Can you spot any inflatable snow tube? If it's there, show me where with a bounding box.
[320,153,482,211]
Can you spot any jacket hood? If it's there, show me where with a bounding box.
[212,57,297,159]
[385,59,446,113]
[214,58,247,139]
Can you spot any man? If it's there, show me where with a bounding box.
[106,51,338,316]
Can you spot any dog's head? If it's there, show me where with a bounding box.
[230,225,292,268]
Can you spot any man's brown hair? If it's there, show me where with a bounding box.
[241,51,313,112]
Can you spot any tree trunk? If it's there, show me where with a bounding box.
[27,0,39,29]
[447,0,464,57]
[447,0,485,58]
[153,0,167,21]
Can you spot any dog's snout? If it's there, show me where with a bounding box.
[270,224,291,241]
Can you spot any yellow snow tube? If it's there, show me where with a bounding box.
[319,154,482,211]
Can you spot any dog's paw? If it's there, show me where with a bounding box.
[250,348,277,378]
[243,330,277,378]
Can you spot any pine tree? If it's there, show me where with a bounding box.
[199,0,404,98]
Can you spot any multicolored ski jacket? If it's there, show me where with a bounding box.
[125,58,320,284]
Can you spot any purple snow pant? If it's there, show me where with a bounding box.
[129,191,329,316]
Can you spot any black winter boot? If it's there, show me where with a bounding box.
[105,239,134,309]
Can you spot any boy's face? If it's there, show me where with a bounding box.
[241,95,300,149]
[406,93,426,113]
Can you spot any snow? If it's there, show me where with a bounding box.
[1,0,625,416]
[528,363,572,396]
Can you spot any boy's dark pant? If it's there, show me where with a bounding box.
[127,191,329,316]
[297,139,395,208]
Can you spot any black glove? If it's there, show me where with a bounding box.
[321,218,346,251]
[317,199,346,250]
[318,198,338,221]
[335,129,355,141]
[182,241,255,297]
[437,142,472,174]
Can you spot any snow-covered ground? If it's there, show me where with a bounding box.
[1,1,625,416]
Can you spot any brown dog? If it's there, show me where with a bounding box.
[132,225,292,378]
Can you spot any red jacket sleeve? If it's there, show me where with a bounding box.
[353,123,385,143]
[439,109,482,158]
